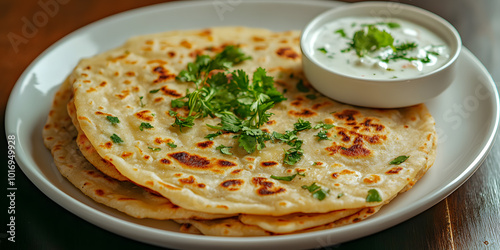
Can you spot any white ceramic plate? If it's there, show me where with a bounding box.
[5,1,499,249]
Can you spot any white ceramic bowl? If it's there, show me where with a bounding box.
[301,2,461,108]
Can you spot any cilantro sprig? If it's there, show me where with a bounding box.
[341,23,440,64]
[351,25,394,57]
[366,189,382,202]
[302,182,330,201]
[106,116,120,125]
[390,155,409,165]
[271,171,305,182]
[173,46,287,154]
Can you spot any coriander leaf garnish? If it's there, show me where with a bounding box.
[216,145,233,155]
[284,146,304,165]
[173,47,285,154]
[296,79,310,93]
[110,134,123,143]
[302,182,329,201]
[171,97,187,108]
[205,130,223,140]
[271,174,297,181]
[312,189,330,201]
[148,146,161,151]
[337,192,344,198]
[395,42,417,51]
[106,116,120,125]
[313,121,335,130]
[139,122,154,131]
[317,47,328,54]
[315,130,331,141]
[390,155,409,165]
[302,182,321,193]
[384,22,401,29]
[170,111,196,132]
[139,96,145,108]
[149,89,160,94]
[366,189,382,202]
[271,170,305,181]
[294,118,312,131]
[167,142,177,148]
[335,28,347,38]
[352,25,394,57]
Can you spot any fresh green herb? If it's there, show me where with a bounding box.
[172,46,255,131]
[216,145,233,155]
[420,55,431,63]
[176,45,251,84]
[317,47,328,54]
[271,170,305,181]
[296,79,310,93]
[366,189,382,202]
[139,96,145,108]
[343,25,434,64]
[171,97,187,108]
[340,47,352,53]
[167,142,177,148]
[302,182,321,193]
[148,147,161,151]
[273,129,304,165]
[149,89,160,94]
[313,121,335,130]
[303,95,316,101]
[312,189,330,201]
[110,134,123,143]
[106,116,120,125]
[390,155,409,165]
[283,146,304,165]
[341,147,348,150]
[395,42,417,51]
[337,192,344,198]
[271,174,296,181]
[315,130,331,141]
[139,122,154,131]
[352,25,394,57]
[170,111,196,132]
[272,130,298,143]
[302,182,329,201]
[172,46,288,154]
[384,22,401,29]
[205,130,223,140]
[335,28,347,38]
[294,118,312,131]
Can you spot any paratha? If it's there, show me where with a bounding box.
[43,77,235,220]
[43,26,437,235]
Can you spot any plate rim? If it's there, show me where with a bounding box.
[5,0,500,248]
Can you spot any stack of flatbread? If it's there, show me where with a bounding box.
[43,27,437,236]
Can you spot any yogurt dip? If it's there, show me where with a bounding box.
[309,17,450,79]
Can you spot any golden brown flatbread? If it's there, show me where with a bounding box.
[43,27,437,235]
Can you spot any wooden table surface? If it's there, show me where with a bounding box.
[1,0,499,249]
